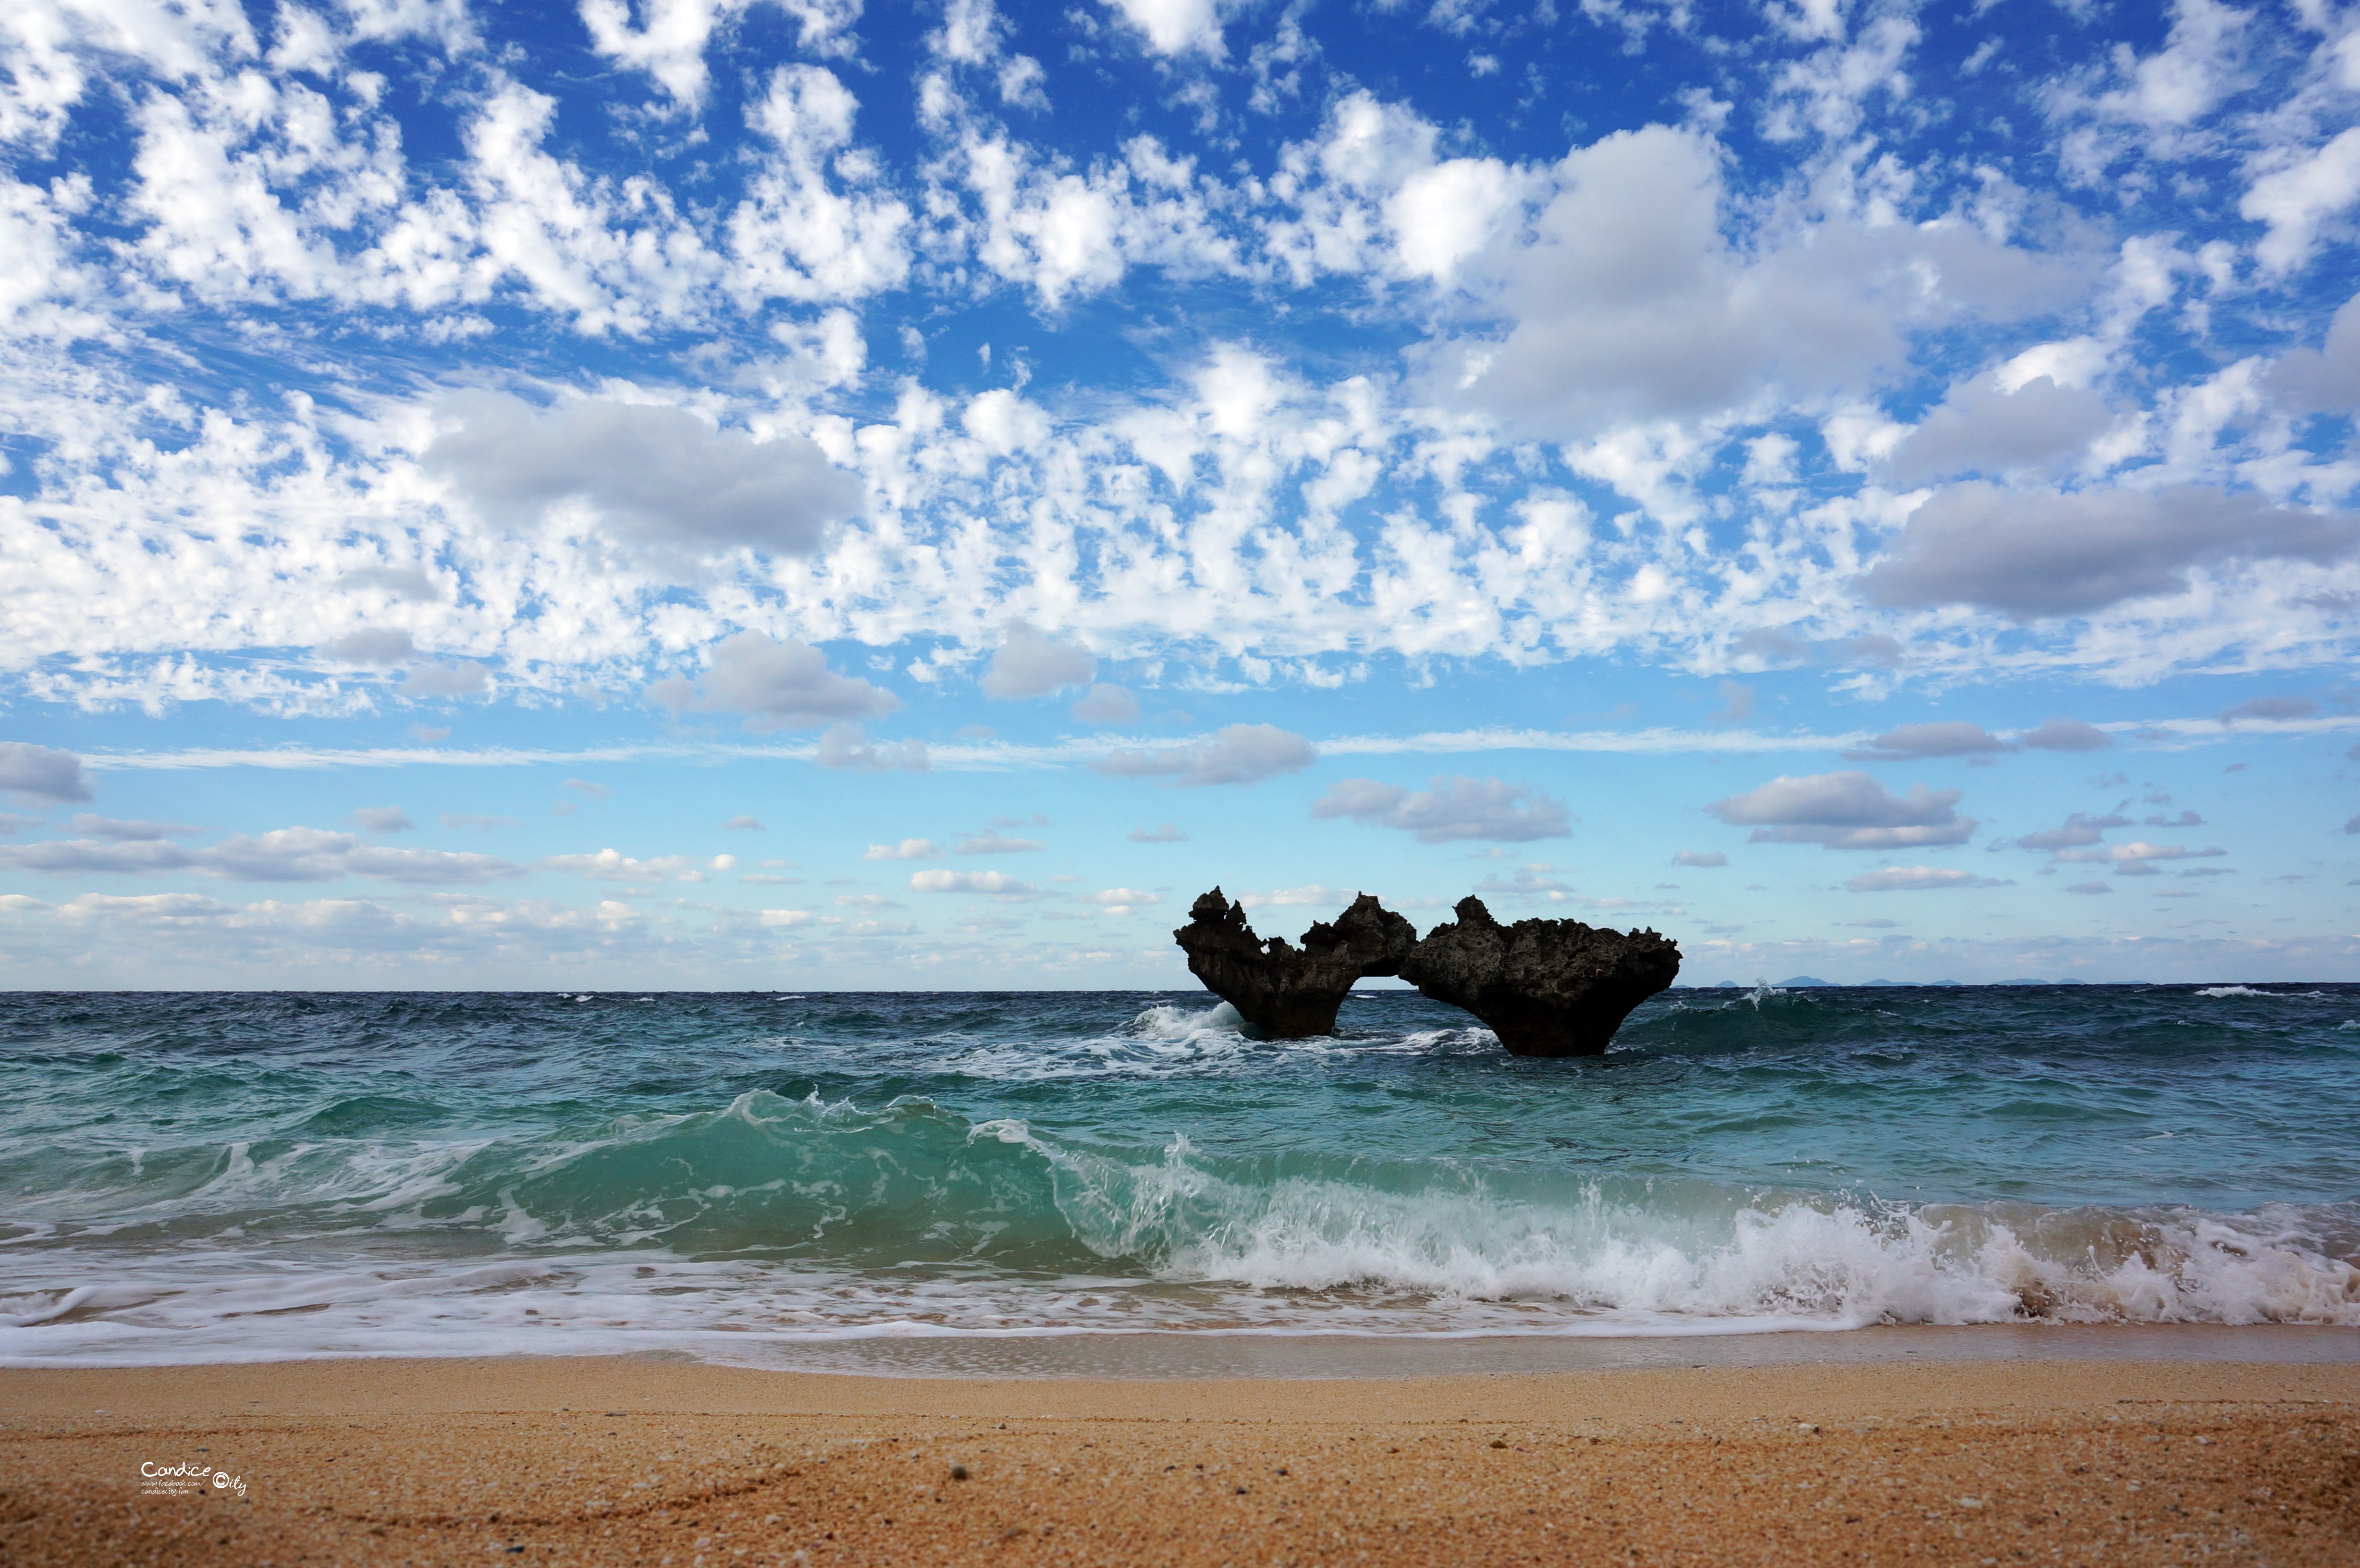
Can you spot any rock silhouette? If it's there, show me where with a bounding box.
[1174,888,1681,1054]
[1398,896,1682,1056]
[1172,888,1418,1038]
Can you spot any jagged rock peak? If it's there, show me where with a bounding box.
[1396,896,1681,1058]
[1172,888,1417,1039]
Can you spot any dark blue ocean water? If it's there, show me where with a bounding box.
[2,984,2356,1365]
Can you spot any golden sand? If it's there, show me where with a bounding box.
[3,1354,2355,1566]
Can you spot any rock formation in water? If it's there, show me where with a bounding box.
[1396,896,1682,1057]
[1172,887,1419,1037]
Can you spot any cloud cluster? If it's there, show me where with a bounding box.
[648,634,899,732]
[0,828,524,885]
[426,395,865,561]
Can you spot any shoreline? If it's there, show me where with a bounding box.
[8,1319,2359,1381]
[5,1350,2355,1565]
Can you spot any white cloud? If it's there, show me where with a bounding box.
[2243,127,2360,276]
[864,837,942,859]
[726,66,913,307]
[1673,850,1726,868]
[981,619,1095,698]
[579,0,760,107]
[348,806,414,833]
[1093,723,1317,786]
[1102,0,1226,57]
[1709,771,1976,850]
[1236,884,1353,909]
[648,633,899,732]
[1311,775,1573,843]
[545,848,690,880]
[1128,823,1187,843]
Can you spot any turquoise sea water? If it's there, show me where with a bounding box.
[2,984,2356,1366]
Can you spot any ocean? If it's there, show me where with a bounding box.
[2,984,2356,1369]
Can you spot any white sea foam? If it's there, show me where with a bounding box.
[5,1179,2352,1368]
[2196,986,2267,998]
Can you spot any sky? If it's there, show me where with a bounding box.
[0,0,2358,990]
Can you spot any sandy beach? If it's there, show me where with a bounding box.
[4,1347,2355,1567]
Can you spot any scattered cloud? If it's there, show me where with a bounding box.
[2018,717,2114,752]
[1069,683,1141,724]
[981,620,1096,699]
[2016,812,2132,852]
[956,833,1044,854]
[722,815,765,830]
[319,629,418,665]
[426,393,862,559]
[347,807,414,833]
[1128,823,1187,843]
[403,662,491,699]
[815,723,931,771]
[0,745,93,806]
[1313,775,1573,843]
[442,813,521,829]
[0,828,524,886]
[2054,840,2227,874]
[72,815,200,841]
[1843,722,2016,761]
[2063,881,2114,894]
[1857,484,2359,619]
[544,849,737,882]
[1672,850,1727,868]
[1845,867,2012,892]
[864,838,944,859]
[1093,723,1317,786]
[1708,771,1976,849]
[909,869,1037,895]
[2219,697,2317,724]
[1237,885,1355,909]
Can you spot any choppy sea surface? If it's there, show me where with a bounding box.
[2,985,2357,1369]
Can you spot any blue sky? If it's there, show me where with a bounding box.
[1,0,2357,988]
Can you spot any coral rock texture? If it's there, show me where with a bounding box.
[1396,896,1682,1056]
[1172,888,1419,1038]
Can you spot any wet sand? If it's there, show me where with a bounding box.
[3,1349,2356,1566]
